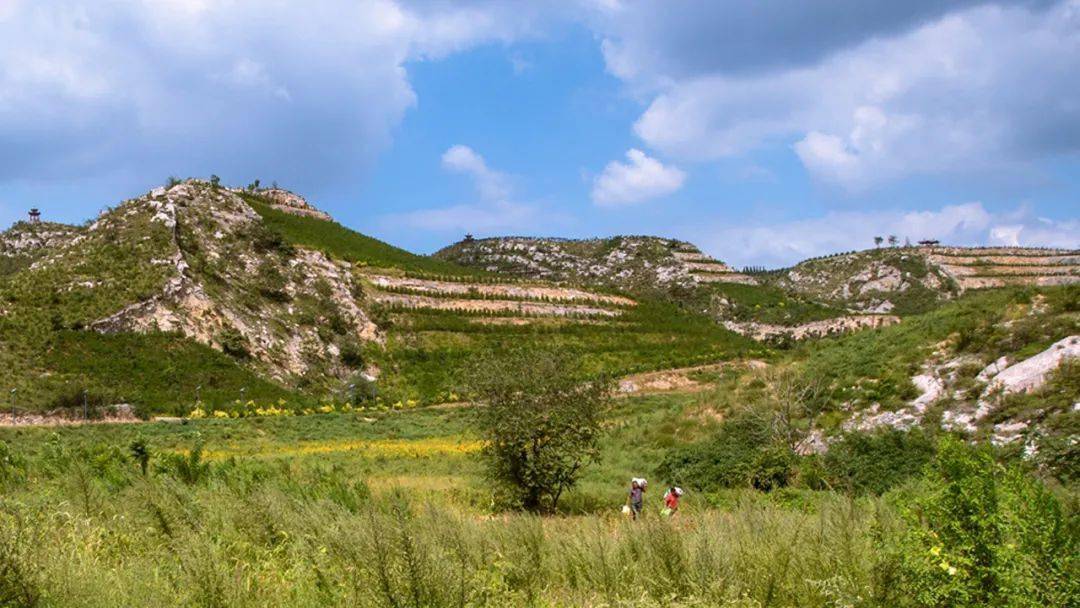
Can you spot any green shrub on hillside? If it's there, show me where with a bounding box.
[44,331,295,414]
[824,429,936,495]
[656,413,789,491]
[883,438,1078,607]
[793,286,1079,415]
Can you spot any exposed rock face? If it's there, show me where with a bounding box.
[845,352,979,433]
[724,314,900,341]
[241,187,332,221]
[984,336,1079,396]
[845,334,1078,444]
[774,250,956,314]
[846,371,943,433]
[967,335,1080,426]
[87,181,380,384]
[0,221,81,257]
[433,236,755,291]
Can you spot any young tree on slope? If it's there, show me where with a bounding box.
[465,347,613,513]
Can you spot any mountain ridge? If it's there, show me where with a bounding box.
[1,180,1076,422]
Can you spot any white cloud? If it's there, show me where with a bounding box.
[591,148,685,206]
[0,0,553,193]
[386,145,557,236]
[441,144,511,201]
[691,202,1077,268]
[611,1,1080,190]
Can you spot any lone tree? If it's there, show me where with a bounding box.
[763,368,828,455]
[465,347,613,513]
[887,234,899,247]
[874,236,884,248]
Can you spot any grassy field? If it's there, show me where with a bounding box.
[1,389,1074,607]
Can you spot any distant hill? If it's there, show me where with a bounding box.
[1,181,1075,418]
[762,246,1079,315]
[0,182,757,414]
[434,235,756,291]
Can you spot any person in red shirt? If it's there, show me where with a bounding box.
[662,486,683,517]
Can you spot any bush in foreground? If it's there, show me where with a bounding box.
[883,438,1077,607]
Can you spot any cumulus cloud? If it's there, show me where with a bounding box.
[0,0,553,195]
[387,145,556,235]
[691,203,1078,268]
[593,0,1042,84]
[441,145,511,201]
[591,148,685,206]
[601,1,1079,190]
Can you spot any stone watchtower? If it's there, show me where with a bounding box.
[28,208,41,224]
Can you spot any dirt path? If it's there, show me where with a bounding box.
[0,412,143,428]
[615,360,766,396]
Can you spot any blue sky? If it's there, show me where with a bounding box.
[0,1,1077,267]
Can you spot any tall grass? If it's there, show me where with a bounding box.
[2,469,889,607]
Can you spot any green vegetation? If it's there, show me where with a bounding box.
[657,411,790,491]
[790,286,1079,415]
[0,388,1074,607]
[0,184,1076,606]
[697,281,844,325]
[0,209,176,410]
[241,193,484,276]
[466,347,613,512]
[823,429,936,494]
[883,438,1076,607]
[372,299,761,405]
[43,331,297,416]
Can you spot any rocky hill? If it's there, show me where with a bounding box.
[434,236,756,292]
[0,182,389,409]
[0,182,757,414]
[1,181,1074,419]
[796,287,1079,456]
[764,248,960,315]
[765,246,1079,315]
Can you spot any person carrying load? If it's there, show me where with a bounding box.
[625,477,647,520]
[661,486,683,517]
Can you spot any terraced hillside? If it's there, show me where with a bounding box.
[358,269,758,404]
[767,245,1079,316]
[0,181,758,415]
[926,246,1079,289]
[434,236,756,292]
